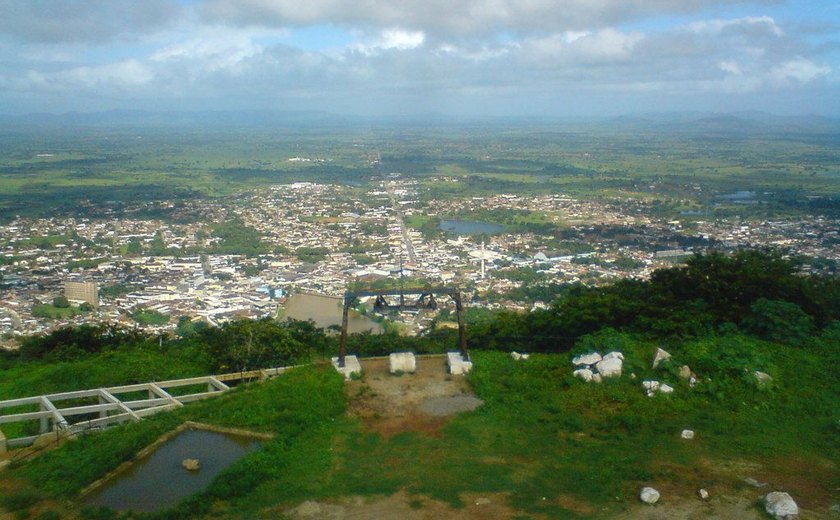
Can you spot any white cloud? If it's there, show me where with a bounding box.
[719,60,743,75]
[5,60,154,93]
[0,1,834,115]
[201,0,778,35]
[771,57,831,84]
[151,31,265,73]
[0,0,180,43]
[686,15,783,36]
[350,29,426,55]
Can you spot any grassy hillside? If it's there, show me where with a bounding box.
[0,251,838,518]
[1,332,837,519]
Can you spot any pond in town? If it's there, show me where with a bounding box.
[438,220,504,235]
[84,429,262,513]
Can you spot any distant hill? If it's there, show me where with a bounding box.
[0,109,364,130]
[1,109,838,135]
[606,111,840,135]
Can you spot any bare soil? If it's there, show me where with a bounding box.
[280,490,526,520]
[343,355,481,438]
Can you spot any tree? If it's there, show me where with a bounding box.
[53,295,70,308]
[743,298,814,344]
[126,238,144,255]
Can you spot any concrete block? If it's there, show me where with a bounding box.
[389,352,416,374]
[447,352,473,375]
[332,355,362,380]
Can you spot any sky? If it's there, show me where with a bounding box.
[0,0,838,117]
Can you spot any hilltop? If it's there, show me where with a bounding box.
[0,251,838,519]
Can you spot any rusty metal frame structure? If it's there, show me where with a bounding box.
[337,287,468,367]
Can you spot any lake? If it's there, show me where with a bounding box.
[84,429,262,513]
[439,219,504,235]
[283,292,382,334]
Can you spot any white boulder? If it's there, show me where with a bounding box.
[332,355,362,380]
[680,365,699,387]
[447,352,473,375]
[573,368,594,382]
[640,487,660,505]
[572,352,602,366]
[182,458,200,471]
[389,352,416,374]
[698,489,709,500]
[643,380,674,396]
[592,373,603,383]
[511,351,530,361]
[652,347,672,368]
[764,492,799,520]
[602,351,624,362]
[595,356,623,378]
[744,477,768,488]
[681,429,695,440]
[754,371,773,386]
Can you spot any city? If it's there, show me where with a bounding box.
[2,176,838,343]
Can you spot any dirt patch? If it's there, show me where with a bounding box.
[280,490,533,520]
[614,455,840,520]
[345,355,480,437]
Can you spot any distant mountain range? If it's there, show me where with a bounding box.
[604,111,840,134]
[0,109,838,134]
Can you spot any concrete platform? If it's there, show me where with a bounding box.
[447,352,473,375]
[332,355,362,380]
[389,352,416,374]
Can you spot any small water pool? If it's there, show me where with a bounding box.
[84,428,262,513]
[439,220,504,235]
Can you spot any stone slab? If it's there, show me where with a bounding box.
[447,352,473,375]
[332,355,362,380]
[389,352,416,374]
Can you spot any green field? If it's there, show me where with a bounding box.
[1,119,839,220]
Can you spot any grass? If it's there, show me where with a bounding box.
[1,333,837,518]
[31,304,85,320]
[0,345,212,400]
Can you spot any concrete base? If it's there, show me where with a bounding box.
[389,352,416,374]
[447,352,473,375]
[332,355,362,380]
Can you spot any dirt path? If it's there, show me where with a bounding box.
[344,355,480,437]
[281,490,527,520]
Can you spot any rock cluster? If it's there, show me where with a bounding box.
[510,351,530,361]
[573,351,623,382]
[642,380,674,397]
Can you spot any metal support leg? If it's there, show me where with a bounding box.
[454,291,469,361]
[338,295,351,368]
